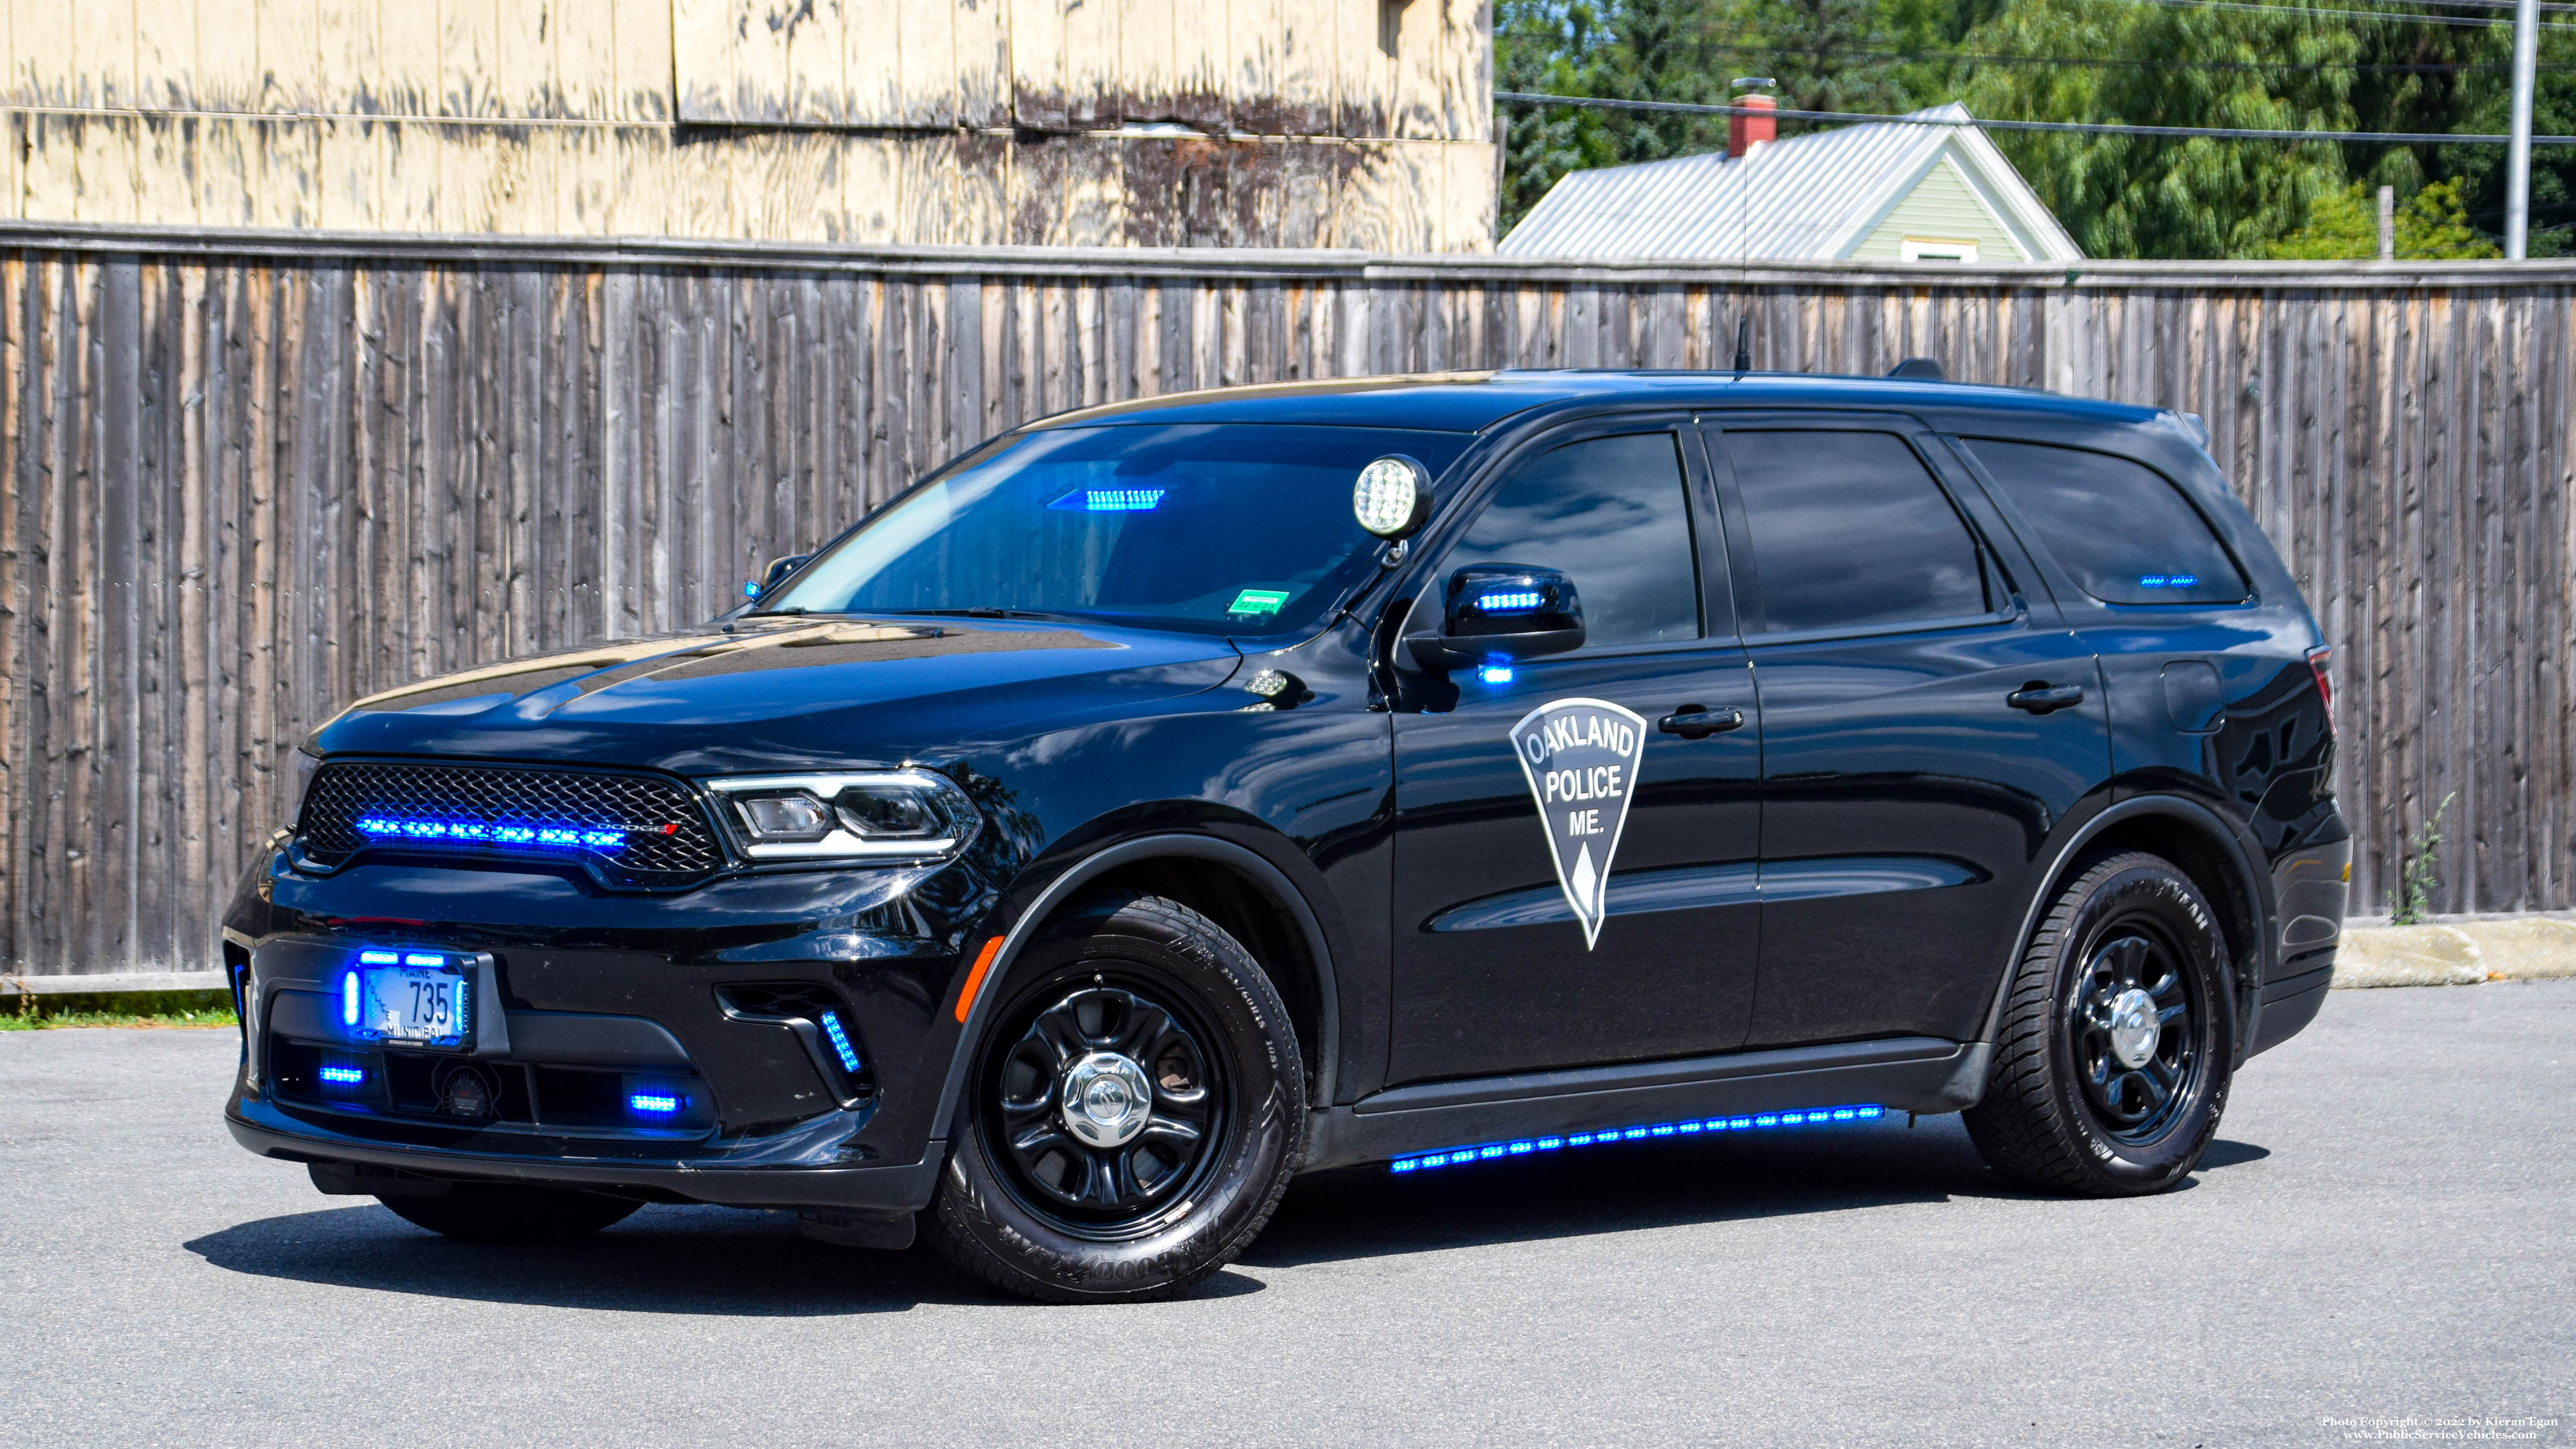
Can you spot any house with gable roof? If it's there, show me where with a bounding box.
[1501,99,2083,263]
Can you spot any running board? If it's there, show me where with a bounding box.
[1304,1037,1989,1172]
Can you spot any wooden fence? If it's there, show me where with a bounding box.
[4,221,2571,975]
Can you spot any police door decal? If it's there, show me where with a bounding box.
[1509,698,1648,950]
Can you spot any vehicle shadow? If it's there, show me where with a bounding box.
[183,1202,995,1316]
[1247,1114,1993,1269]
[184,1122,2270,1312]
[1244,1119,2274,1270]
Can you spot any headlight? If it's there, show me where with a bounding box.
[706,769,982,863]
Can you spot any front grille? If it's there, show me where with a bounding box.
[297,761,726,886]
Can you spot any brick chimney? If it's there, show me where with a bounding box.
[1728,93,1777,159]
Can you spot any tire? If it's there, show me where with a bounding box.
[926,892,1306,1303]
[376,1183,644,1243]
[1964,850,2237,1197]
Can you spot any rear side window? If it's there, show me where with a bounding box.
[1446,432,1701,647]
[1963,439,2250,605]
[1721,430,1991,635]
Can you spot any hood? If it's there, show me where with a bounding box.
[307,617,1244,775]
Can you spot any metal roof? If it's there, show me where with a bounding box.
[1498,104,2083,262]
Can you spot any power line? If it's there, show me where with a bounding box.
[1699,42,2576,72]
[2104,0,2576,30]
[2300,0,2574,15]
[1493,90,2576,144]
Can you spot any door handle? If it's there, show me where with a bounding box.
[1658,705,1745,739]
[2006,683,2087,714]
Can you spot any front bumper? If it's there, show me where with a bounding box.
[225,1101,945,1210]
[224,849,999,1209]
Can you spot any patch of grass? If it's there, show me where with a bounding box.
[3,989,239,1031]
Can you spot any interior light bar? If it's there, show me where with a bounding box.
[1389,1104,1886,1173]
[355,815,629,853]
[2137,573,2202,589]
[1050,487,1167,512]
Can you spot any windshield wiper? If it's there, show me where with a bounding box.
[878,606,1075,622]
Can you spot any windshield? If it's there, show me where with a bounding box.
[763,424,1474,637]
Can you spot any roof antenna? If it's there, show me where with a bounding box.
[1732,314,1753,372]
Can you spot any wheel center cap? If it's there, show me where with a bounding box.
[1060,1051,1155,1149]
[2107,987,2161,1068]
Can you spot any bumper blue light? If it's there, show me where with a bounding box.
[629,1093,683,1115]
[819,1010,864,1075]
[318,1064,366,1086]
[1388,1104,1886,1173]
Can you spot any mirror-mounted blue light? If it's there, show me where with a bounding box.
[1478,664,1514,685]
[1476,590,1543,613]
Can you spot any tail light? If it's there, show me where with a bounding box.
[2306,646,2334,721]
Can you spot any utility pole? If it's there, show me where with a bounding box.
[2507,0,2537,258]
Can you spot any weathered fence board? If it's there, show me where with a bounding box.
[4,225,2572,974]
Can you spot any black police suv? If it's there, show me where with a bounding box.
[222,370,2349,1302]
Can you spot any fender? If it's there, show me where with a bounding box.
[925,832,1344,1158]
[1977,792,2278,1056]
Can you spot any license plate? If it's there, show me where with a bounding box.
[350,954,473,1047]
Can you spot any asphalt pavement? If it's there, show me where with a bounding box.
[3,981,2569,1448]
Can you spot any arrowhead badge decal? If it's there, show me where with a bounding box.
[1509,697,1648,950]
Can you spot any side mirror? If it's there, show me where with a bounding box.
[1404,564,1585,672]
[744,554,810,601]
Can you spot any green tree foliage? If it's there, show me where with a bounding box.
[1958,0,2359,257]
[2265,178,2503,258]
[1495,0,2576,256]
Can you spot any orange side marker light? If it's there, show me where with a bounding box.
[954,936,1005,1024]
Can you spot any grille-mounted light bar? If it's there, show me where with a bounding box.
[1389,1104,1886,1173]
[354,815,633,853]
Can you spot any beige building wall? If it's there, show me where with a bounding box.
[0,0,1496,247]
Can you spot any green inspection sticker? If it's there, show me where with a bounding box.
[1226,588,1291,618]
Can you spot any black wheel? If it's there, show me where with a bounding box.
[926,893,1305,1303]
[1964,851,2236,1196]
[376,1183,643,1243]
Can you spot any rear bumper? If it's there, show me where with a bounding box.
[226,1100,946,1211]
[2248,966,2331,1059]
[2254,832,2349,1058]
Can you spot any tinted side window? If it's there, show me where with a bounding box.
[1962,439,2250,605]
[1447,432,1700,647]
[1723,430,1989,634]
